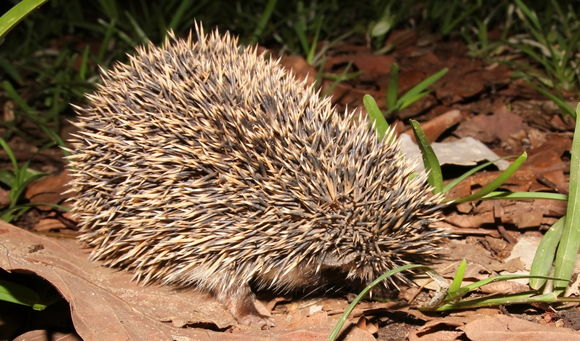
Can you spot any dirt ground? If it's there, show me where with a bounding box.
[1,29,579,340]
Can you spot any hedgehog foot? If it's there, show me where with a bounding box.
[217,285,274,329]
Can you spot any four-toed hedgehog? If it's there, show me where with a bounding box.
[66,24,444,327]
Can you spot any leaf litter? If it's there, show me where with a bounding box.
[1,27,579,340]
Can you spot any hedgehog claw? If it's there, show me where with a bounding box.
[217,286,274,329]
[239,314,275,330]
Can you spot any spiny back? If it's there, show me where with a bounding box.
[67,25,443,302]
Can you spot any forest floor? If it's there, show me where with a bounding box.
[1,27,579,340]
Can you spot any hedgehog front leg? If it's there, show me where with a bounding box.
[216,284,274,329]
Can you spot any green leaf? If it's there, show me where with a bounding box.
[527,81,576,117]
[168,0,193,31]
[397,68,448,110]
[410,120,443,193]
[441,274,566,306]
[0,0,48,40]
[554,104,580,292]
[0,205,31,222]
[454,152,527,203]
[0,137,18,170]
[329,264,428,341]
[398,91,430,110]
[249,0,277,44]
[0,170,16,188]
[442,156,518,194]
[480,191,567,201]
[0,280,46,310]
[371,20,392,37]
[446,259,467,300]
[386,63,399,111]
[363,94,389,141]
[530,217,565,289]
[434,292,565,311]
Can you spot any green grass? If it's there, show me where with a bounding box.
[0,1,576,151]
[0,279,52,311]
[1,1,578,335]
[386,65,448,117]
[0,138,46,222]
[328,260,577,341]
[0,0,48,40]
[509,0,579,92]
[354,101,580,330]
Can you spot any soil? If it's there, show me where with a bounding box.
[0,29,579,341]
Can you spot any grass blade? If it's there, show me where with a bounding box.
[0,57,23,84]
[398,91,431,111]
[480,191,567,201]
[514,0,542,35]
[363,94,389,141]
[454,152,527,203]
[168,0,192,31]
[0,0,48,40]
[398,68,448,109]
[249,0,277,44]
[530,217,565,289]
[0,280,46,310]
[78,46,90,82]
[442,156,518,194]
[434,292,564,311]
[2,80,38,119]
[441,274,566,305]
[527,81,576,117]
[386,63,399,111]
[410,120,443,193]
[0,137,18,170]
[445,259,467,300]
[125,11,148,44]
[329,264,428,341]
[554,104,580,292]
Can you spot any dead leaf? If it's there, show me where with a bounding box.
[0,221,360,340]
[33,218,67,232]
[279,55,317,86]
[399,135,509,174]
[325,52,395,76]
[409,316,467,341]
[0,188,9,208]
[479,281,530,295]
[13,329,81,341]
[25,170,71,210]
[403,109,462,142]
[461,315,580,340]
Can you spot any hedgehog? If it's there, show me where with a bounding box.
[66,23,444,328]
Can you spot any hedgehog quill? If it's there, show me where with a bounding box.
[67,24,444,328]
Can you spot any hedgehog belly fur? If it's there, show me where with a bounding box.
[67,24,444,327]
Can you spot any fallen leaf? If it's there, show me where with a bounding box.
[461,315,580,340]
[279,55,317,86]
[13,329,81,341]
[403,109,463,142]
[0,221,361,340]
[33,218,67,232]
[399,135,509,174]
[25,170,71,210]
